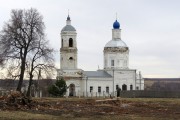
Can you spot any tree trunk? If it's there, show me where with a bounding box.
[16,58,26,92]
[26,73,33,97]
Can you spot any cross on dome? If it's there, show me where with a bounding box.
[113,13,120,29]
[67,9,70,20]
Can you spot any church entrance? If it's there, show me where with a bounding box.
[122,84,127,91]
[69,84,75,96]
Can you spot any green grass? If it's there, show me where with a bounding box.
[0,111,60,120]
[120,98,180,104]
[0,111,174,120]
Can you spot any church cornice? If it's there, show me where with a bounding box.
[63,77,83,80]
[61,32,77,35]
[104,47,129,53]
[60,48,77,53]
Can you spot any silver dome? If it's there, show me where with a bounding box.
[61,25,76,32]
[105,39,127,48]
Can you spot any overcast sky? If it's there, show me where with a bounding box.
[0,0,180,78]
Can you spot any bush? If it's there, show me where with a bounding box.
[48,77,67,97]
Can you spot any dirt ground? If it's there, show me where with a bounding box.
[0,96,180,120]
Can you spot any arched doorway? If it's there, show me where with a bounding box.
[122,84,127,91]
[69,84,75,96]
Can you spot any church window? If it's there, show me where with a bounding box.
[130,85,133,90]
[90,86,93,93]
[111,60,114,67]
[69,57,73,60]
[122,84,127,91]
[69,38,73,47]
[98,86,101,93]
[61,39,63,47]
[106,86,109,93]
[136,86,139,90]
[116,85,119,90]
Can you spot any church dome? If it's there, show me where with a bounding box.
[113,20,120,29]
[61,14,76,32]
[61,25,76,32]
[105,39,127,48]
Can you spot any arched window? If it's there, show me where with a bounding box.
[106,86,109,93]
[98,86,101,93]
[122,84,127,91]
[69,57,73,60]
[69,38,73,47]
[116,85,119,90]
[111,60,114,67]
[130,85,133,90]
[90,86,93,93]
[61,39,63,47]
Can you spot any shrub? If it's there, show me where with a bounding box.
[48,77,67,97]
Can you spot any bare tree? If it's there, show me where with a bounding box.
[0,8,46,92]
[26,37,54,97]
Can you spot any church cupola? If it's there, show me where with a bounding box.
[113,20,120,29]
[66,15,71,25]
[112,19,121,40]
[104,18,129,70]
[67,15,70,20]
[61,14,76,32]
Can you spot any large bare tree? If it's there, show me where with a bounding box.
[0,8,46,92]
[26,37,54,97]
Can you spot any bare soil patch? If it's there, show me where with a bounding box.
[0,93,180,119]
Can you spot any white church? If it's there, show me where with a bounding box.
[57,15,144,97]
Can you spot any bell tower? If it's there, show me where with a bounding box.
[60,14,77,69]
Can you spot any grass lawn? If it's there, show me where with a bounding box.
[0,111,172,120]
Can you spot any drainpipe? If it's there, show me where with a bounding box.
[139,71,141,90]
[113,69,114,97]
[135,70,137,90]
[86,76,88,97]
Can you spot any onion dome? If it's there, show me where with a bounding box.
[67,15,70,20]
[61,15,76,32]
[61,25,76,32]
[113,20,120,29]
